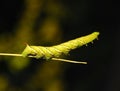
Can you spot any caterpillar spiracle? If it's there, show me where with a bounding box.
[22,32,100,60]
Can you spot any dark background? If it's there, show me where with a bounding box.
[0,0,120,91]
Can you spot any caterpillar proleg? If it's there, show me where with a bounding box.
[22,32,100,60]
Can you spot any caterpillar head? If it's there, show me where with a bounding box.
[22,44,37,58]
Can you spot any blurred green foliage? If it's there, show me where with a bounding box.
[0,0,66,91]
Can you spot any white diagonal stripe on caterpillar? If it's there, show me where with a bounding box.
[52,46,63,53]
[45,47,54,56]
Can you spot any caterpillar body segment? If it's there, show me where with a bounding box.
[22,32,100,59]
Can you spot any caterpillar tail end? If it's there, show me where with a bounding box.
[21,44,37,58]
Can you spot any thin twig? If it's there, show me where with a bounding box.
[0,53,87,64]
[52,58,87,64]
[0,53,22,57]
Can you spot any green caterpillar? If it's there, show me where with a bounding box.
[22,32,99,59]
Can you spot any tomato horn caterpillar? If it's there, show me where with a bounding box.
[22,32,100,60]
